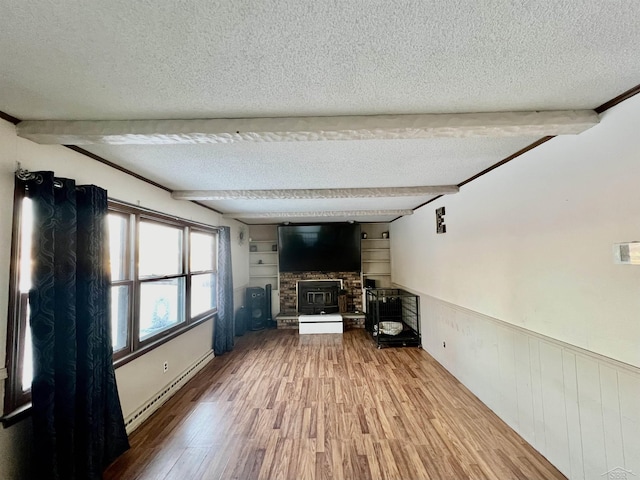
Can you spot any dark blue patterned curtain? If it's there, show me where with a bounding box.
[213,226,234,355]
[26,171,129,480]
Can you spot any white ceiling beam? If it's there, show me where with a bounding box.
[222,210,414,219]
[172,185,458,200]
[17,110,599,145]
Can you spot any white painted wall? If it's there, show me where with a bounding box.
[391,95,640,479]
[0,119,249,479]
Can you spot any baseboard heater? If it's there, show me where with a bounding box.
[123,350,214,434]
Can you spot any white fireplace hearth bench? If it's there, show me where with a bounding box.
[275,312,365,330]
[298,313,343,334]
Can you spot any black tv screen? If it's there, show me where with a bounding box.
[278,224,361,272]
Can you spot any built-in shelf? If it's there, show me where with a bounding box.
[248,227,279,297]
[360,223,392,290]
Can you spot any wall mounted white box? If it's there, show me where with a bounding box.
[613,242,640,264]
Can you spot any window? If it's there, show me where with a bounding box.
[4,184,33,413]
[4,189,219,415]
[109,213,131,353]
[106,203,219,360]
[190,231,217,317]
[138,220,185,341]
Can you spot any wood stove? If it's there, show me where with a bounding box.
[297,280,341,314]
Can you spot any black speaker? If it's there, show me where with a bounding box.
[364,278,376,289]
[265,284,276,328]
[246,287,266,330]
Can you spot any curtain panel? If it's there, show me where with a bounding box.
[26,171,129,480]
[213,226,234,355]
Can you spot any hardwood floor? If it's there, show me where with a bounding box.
[104,329,566,479]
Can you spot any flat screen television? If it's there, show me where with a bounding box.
[278,224,361,272]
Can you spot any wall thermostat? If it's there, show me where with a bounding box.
[613,242,640,264]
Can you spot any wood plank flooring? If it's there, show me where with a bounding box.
[104,329,566,479]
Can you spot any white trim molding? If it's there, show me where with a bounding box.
[17,110,599,145]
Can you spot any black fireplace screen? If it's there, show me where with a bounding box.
[298,281,340,314]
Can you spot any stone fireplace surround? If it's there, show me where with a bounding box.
[279,271,363,314]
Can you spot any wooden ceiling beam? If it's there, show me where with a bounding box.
[172,185,458,200]
[17,110,598,145]
[222,210,414,219]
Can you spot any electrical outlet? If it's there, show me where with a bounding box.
[443,341,446,348]
[163,361,168,373]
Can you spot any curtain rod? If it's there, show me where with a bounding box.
[15,165,224,231]
[15,164,63,188]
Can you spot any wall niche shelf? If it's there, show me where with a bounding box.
[360,223,391,289]
[248,225,279,291]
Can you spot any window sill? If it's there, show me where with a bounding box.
[1,402,31,428]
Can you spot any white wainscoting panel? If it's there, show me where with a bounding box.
[576,356,607,478]
[619,370,640,473]
[600,364,625,470]
[514,332,536,446]
[562,351,585,479]
[528,338,548,454]
[413,291,640,480]
[540,342,571,474]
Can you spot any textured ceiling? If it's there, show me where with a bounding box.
[85,137,539,190]
[1,1,639,223]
